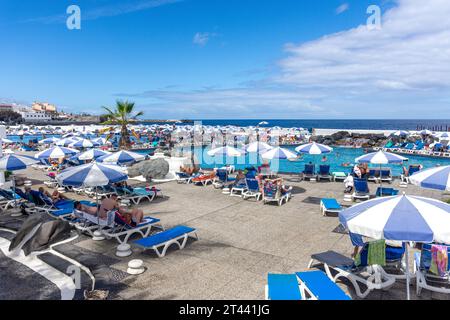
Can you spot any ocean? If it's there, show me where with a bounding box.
[143,119,450,131]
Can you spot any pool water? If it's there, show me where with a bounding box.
[8,135,450,176]
[193,146,450,176]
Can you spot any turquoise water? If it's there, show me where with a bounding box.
[8,135,450,175]
[193,146,450,176]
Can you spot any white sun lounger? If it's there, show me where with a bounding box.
[70,209,164,245]
[308,250,396,299]
[133,225,198,257]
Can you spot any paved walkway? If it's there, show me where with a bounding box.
[2,164,450,300]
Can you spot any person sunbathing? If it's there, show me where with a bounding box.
[99,194,144,225]
[74,201,98,216]
[51,189,68,202]
[38,187,52,198]
[232,170,246,186]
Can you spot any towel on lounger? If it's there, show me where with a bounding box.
[430,244,448,277]
[368,239,386,266]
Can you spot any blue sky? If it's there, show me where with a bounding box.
[1,0,449,119]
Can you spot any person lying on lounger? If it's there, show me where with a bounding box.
[232,170,246,186]
[74,201,98,216]
[51,189,68,202]
[38,187,52,199]
[99,194,144,225]
[264,178,292,195]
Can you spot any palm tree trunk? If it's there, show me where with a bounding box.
[120,123,131,149]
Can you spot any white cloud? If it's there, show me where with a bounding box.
[193,32,217,46]
[117,0,450,118]
[277,0,450,93]
[336,3,349,15]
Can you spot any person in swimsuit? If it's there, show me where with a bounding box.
[99,194,144,224]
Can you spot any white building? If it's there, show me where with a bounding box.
[20,111,52,122]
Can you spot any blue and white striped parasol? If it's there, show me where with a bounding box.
[355,150,407,164]
[0,154,39,171]
[38,137,59,144]
[56,162,128,187]
[409,165,450,191]
[419,129,433,135]
[437,132,450,139]
[340,194,450,243]
[261,147,297,160]
[35,146,79,159]
[391,130,410,137]
[96,150,146,164]
[339,194,450,299]
[91,137,108,145]
[69,139,99,149]
[56,137,79,147]
[74,148,111,161]
[245,142,273,154]
[295,142,333,155]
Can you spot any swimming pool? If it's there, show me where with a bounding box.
[8,134,450,175]
[192,146,450,176]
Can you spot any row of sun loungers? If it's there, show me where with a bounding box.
[177,169,292,206]
[1,184,197,258]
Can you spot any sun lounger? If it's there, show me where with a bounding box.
[133,225,198,257]
[317,165,332,182]
[118,187,158,205]
[0,189,24,210]
[213,169,236,189]
[295,271,351,300]
[72,209,164,245]
[265,271,351,300]
[367,169,379,183]
[191,173,216,186]
[375,187,399,197]
[332,172,347,182]
[302,164,316,181]
[230,180,248,197]
[401,165,422,183]
[175,172,193,184]
[308,250,395,298]
[352,179,370,201]
[262,183,291,206]
[266,274,302,300]
[242,178,262,201]
[320,198,342,216]
[380,169,392,183]
[414,243,450,296]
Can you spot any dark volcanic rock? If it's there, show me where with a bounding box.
[128,158,170,180]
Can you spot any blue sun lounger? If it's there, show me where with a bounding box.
[266,271,351,300]
[320,198,342,216]
[133,225,198,257]
[302,164,316,181]
[317,165,332,181]
[266,274,302,300]
[296,271,351,300]
[352,178,370,201]
[375,187,399,197]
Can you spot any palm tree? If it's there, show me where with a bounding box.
[101,100,143,149]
